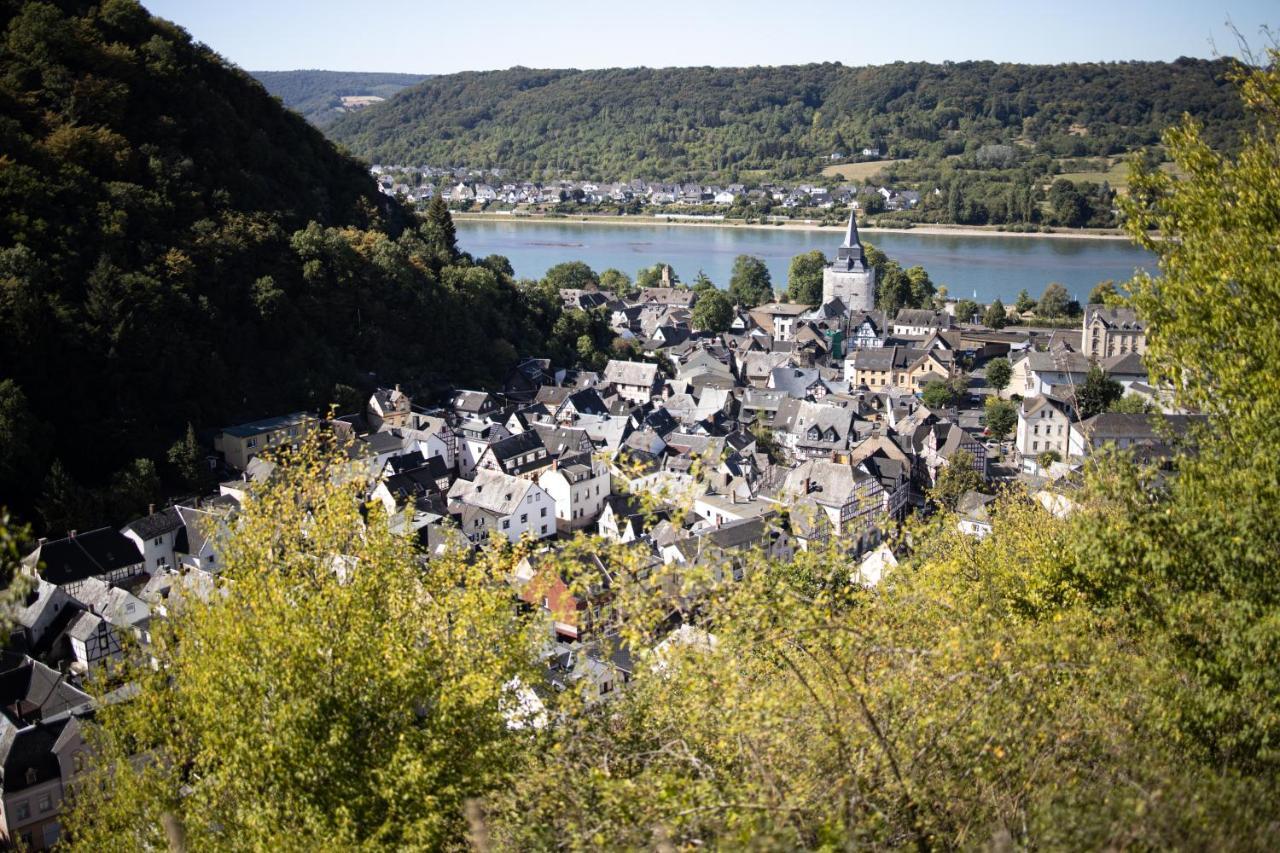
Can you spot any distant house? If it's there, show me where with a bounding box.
[1016,395,1073,472]
[476,430,554,480]
[892,309,954,337]
[1082,305,1147,359]
[537,453,611,532]
[603,360,662,405]
[446,470,555,545]
[120,506,184,574]
[22,529,144,596]
[214,412,313,470]
[748,303,811,342]
[368,386,411,431]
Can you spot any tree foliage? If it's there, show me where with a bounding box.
[690,289,733,333]
[785,249,826,304]
[727,255,773,308]
[1075,365,1123,419]
[985,356,1012,392]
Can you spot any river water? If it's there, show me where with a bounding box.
[455,218,1153,304]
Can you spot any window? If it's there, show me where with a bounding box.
[541,525,548,534]
[502,520,510,530]
[540,508,547,518]
[520,514,528,524]
[37,794,51,813]
[15,801,29,820]
[153,536,163,545]
[246,438,257,448]
[1032,441,1039,451]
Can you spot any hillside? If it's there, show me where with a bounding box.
[0,1,553,531]
[253,70,431,126]
[327,60,1245,182]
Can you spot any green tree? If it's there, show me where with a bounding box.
[599,268,632,295]
[929,449,983,510]
[690,289,733,333]
[543,261,599,291]
[984,396,1017,440]
[986,357,1013,393]
[691,270,717,294]
[167,423,208,494]
[983,297,1009,329]
[1037,282,1070,318]
[1035,449,1061,469]
[423,193,459,260]
[906,266,935,308]
[1109,394,1153,414]
[921,380,956,410]
[1075,365,1122,419]
[0,379,45,508]
[109,458,162,520]
[1088,280,1120,305]
[727,255,773,308]
[954,299,980,323]
[786,249,826,304]
[1014,288,1036,313]
[66,436,539,849]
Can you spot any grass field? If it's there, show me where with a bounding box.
[821,159,906,182]
[1055,159,1182,192]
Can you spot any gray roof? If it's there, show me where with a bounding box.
[1085,304,1144,330]
[604,359,660,388]
[122,506,183,540]
[220,412,310,439]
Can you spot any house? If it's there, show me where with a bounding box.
[1068,413,1205,460]
[514,551,615,642]
[635,287,697,309]
[603,359,662,405]
[367,386,411,430]
[779,459,887,551]
[120,505,184,574]
[446,470,556,545]
[456,419,510,479]
[916,422,989,485]
[22,529,144,596]
[892,309,954,337]
[371,456,452,516]
[0,709,88,850]
[451,390,501,421]
[1016,396,1073,472]
[1082,305,1147,359]
[174,498,236,573]
[1005,351,1093,400]
[847,310,888,349]
[537,453,611,532]
[774,399,857,459]
[214,412,313,470]
[956,491,997,538]
[748,303,811,342]
[847,346,930,392]
[476,430,553,480]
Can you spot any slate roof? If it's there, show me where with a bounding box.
[1084,305,1144,330]
[121,506,183,541]
[26,529,143,586]
[448,470,541,516]
[1,716,72,792]
[220,412,310,439]
[0,653,91,725]
[604,359,660,388]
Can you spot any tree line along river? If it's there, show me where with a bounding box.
[454,218,1154,304]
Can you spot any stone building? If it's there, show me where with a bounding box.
[822,209,876,314]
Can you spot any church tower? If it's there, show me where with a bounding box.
[822,208,876,313]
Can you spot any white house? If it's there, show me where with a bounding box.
[537,454,611,533]
[120,506,185,574]
[1016,395,1073,472]
[447,470,556,545]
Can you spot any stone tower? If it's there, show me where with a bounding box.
[822,208,876,313]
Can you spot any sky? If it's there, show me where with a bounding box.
[142,0,1274,74]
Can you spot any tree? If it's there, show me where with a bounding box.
[1109,394,1153,414]
[1014,288,1036,313]
[906,266,936,308]
[929,449,983,510]
[983,298,1009,329]
[954,299,980,323]
[167,423,209,494]
[984,396,1017,440]
[108,458,162,520]
[690,289,733,333]
[1048,178,1089,227]
[543,261,598,291]
[0,379,45,508]
[727,255,773,308]
[1075,365,1122,419]
[66,436,539,849]
[1035,449,1061,469]
[423,194,459,260]
[1088,280,1120,305]
[691,270,717,294]
[599,268,632,295]
[986,357,1012,393]
[921,380,956,410]
[1037,282,1070,318]
[786,250,826,304]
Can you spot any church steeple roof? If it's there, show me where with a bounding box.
[833,208,867,272]
[841,207,861,249]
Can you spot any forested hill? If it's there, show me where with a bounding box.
[327,60,1246,180]
[0,1,554,533]
[253,70,431,127]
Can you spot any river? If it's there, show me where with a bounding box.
[454,218,1153,304]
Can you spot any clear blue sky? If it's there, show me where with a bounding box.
[142,0,1274,74]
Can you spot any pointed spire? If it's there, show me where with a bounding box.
[842,206,861,249]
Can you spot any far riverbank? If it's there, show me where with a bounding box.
[451,211,1134,243]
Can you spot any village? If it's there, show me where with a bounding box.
[1,211,1190,848]
[371,162,925,215]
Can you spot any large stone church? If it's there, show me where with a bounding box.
[822,209,876,313]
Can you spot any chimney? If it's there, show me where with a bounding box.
[37,537,46,548]
[68,530,77,538]
[148,503,155,516]
[803,478,811,495]
[395,383,401,393]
